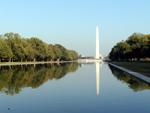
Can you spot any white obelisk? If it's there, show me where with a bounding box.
[96,25,100,59]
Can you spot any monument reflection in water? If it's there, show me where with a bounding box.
[96,62,100,96]
[0,62,149,96]
[0,62,102,96]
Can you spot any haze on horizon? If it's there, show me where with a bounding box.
[0,0,150,57]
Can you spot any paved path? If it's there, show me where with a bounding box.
[0,61,76,66]
[109,63,150,84]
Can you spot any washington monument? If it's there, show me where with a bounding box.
[96,25,101,60]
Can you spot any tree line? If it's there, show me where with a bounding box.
[109,33,150,61]
[0,32,78,62]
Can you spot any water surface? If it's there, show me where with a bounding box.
[0,63,150,113]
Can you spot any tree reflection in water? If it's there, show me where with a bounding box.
[0,63,79,95]
[108,64,150,92]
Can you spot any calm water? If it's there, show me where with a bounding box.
[0,62,150,113]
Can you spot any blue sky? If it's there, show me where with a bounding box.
[0,0,150,56]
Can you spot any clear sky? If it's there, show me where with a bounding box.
[0,0,150,56]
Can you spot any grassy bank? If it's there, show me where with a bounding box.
[112,61,150,76]
[0,61,76,66]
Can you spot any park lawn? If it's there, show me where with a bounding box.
[112,61,150,76]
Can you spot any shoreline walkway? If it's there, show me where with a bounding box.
[109,63,150,84]
[0,61,76,66]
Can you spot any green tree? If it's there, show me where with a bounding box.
[28,37,48,61]
[47,44,56,61]
[0,36,13,62]
[0,32,78,62]
[127,33,147,60]
[5,33,26,62]
[109,33,150,61]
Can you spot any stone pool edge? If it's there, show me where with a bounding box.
[108,63,150,84]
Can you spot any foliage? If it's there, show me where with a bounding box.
[0,32,78,62]
[109,33,150,61]
[0,36,13,61]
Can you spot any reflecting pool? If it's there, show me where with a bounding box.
[0,62,150,113]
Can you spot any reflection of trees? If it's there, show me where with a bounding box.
[0,63,79,95]
[108,64,150,92]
